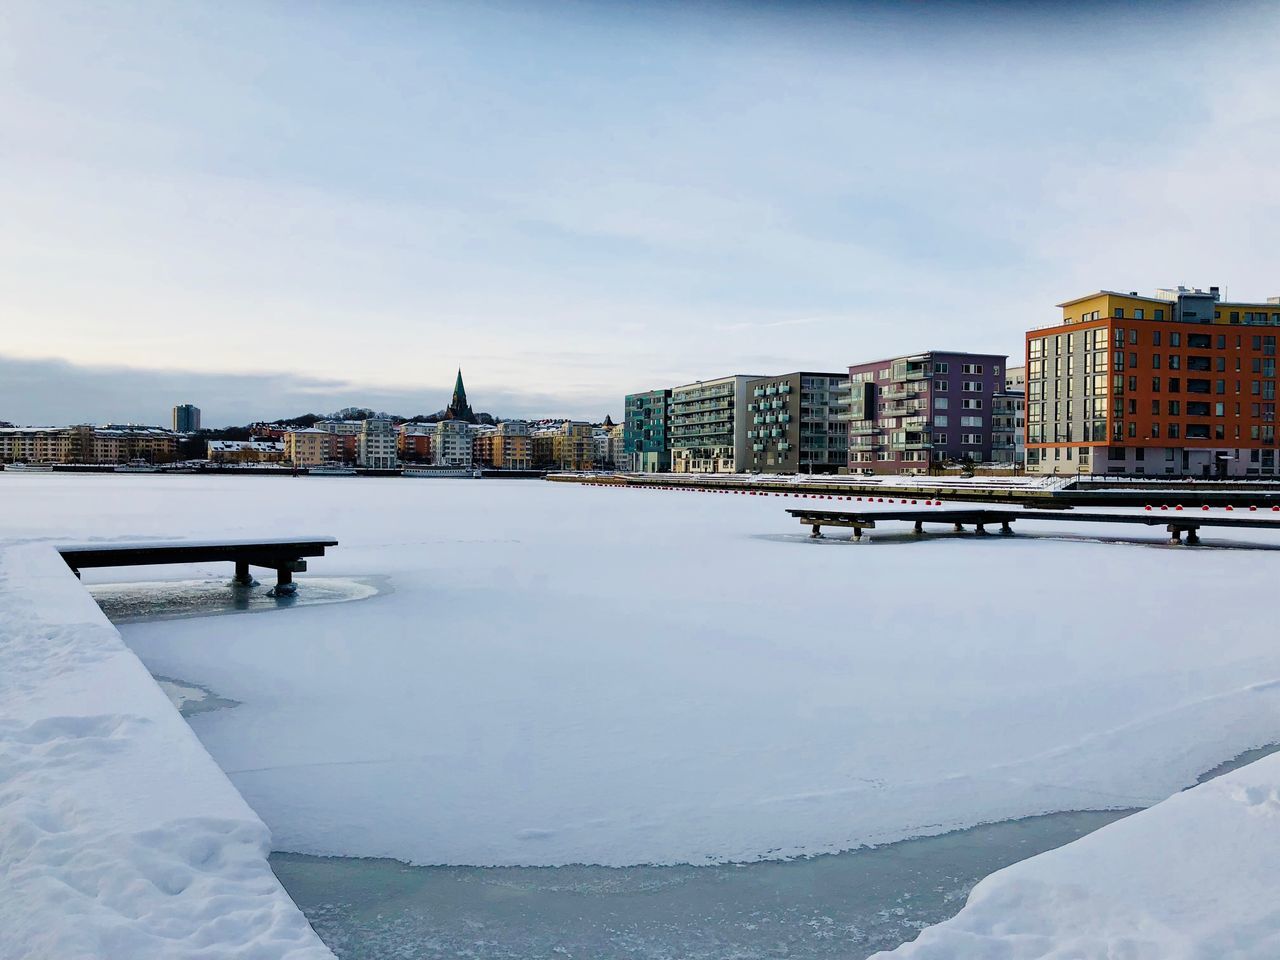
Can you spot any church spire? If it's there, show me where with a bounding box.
[445,368,477,423]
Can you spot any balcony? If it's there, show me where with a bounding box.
[847,425,879,435]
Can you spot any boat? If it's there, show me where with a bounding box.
[114,459,161,473]
[3,462,54,472]
[402,466,476,479]
[309,461,357,476]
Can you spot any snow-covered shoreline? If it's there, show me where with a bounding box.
[0,540,332,960]
[873,747,1280,958]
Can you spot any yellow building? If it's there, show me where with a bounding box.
[492,420,532,470]
[284,428,331,466]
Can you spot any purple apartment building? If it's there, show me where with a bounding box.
[847,351,1008,473]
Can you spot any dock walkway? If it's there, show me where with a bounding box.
[787,507,1280,545]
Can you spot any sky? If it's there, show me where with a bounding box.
[2,0,1278,426]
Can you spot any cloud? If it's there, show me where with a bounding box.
[0,355,618,427]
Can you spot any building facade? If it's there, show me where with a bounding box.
[991,389,1025,466]
[669,375,763,474]
[744,372,850,473]
[1026,286,1280,476]
[357,419,397,469]
[172,404,201,433]
[490,420,532,470]
[397,423,434,463]
[207,439,285,463]
[847,352,1008,473]
[284,428,331,467]
[434,420,473,468]
[623,389,670,472]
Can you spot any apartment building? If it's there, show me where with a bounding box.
[991,389,1025,466]
[669,374,763,474]
[846,352,1008,473]
[623,389,670,472]
[207,439,285,463]
[491,420,532,470]
[284,427,331,467]
[357,419,397,469]
[397,423,434,463]
[744,372,850,474]
[434,420,473,468]
[1026,285,1280,476]
[172,404,201,433]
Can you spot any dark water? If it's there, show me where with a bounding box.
[269,811,1128,960]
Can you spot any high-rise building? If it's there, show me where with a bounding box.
[1026,286,1280,477]
[669,374,764,474]
[846,352,1008,474]
[172,404,201,433]
[434,419,473,467]
[623,390,671,472]
[744,372,850,474]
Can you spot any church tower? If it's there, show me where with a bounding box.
[444,368,477,423]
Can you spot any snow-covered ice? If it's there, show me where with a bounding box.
[872,748,1280,959]
[5,472,1280,877]
[0,537,332,960]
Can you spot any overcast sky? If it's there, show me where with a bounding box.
[2,0,1278,426]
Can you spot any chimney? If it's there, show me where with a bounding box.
[1210,286,1220,300]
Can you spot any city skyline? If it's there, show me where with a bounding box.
[3,0,1279,426]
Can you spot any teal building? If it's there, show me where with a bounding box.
[623,390,671,472]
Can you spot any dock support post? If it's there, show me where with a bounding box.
[853,527,863,541]
[1001,521,1013,536]
[975,523,988,536]
[1168,526,1183,544]
[810,524,823,539]
[913,520,923,535]
[954,522,964,533]
[1186,527,1201,546]
[272,566,297,596]
[232,560,255,587]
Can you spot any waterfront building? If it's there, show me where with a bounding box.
[491,420,532,470]
[434,419,473,468]
[284,427,330,467]
[313,420,360,462]
[397,423,434,463]
[207,439,286,464]
[357,419,398,470]
[991,388,1026,467]
[607,421,626,471]
[1005,366,1026,391]
[744,372,850,474]
[532,421,593,471]
[846,352,1008,474]
[669,374,764,474]
[172,404,201,433]
[623,390,670,472]
[444,369,477,423]
[1026,286,1280,477]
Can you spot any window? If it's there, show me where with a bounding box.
[960,363,983,375]
[934,397,948,410]
[961,398,983,410]
[933,433,947,444]
[1171,332,1181,347]
[1215,402,1225,416]
[1188,334,1211,349]
[1151,422,1161,437]
[1169,423,1180,438]
[962,380,982,392]
[1135,309,1145,320]
[1155,309,1165,321]
[935,361,949,373]
[1152,377,1161,392]
[1114,308,1124,318]
[1168,400,1181,415]
[934,379,949,391]
[1152,354,1161,369]
[960,416,982,427]
[961,433,982,445]
[1169,355,1181,370]
[1169,377,1180,393]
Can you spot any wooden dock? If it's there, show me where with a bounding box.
[786,507,1280,545]
[56,536,339,594]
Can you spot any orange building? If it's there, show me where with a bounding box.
[1026,286,1280,477]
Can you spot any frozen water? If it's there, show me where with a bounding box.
[5,472,1280,869]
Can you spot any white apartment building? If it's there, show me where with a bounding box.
[434,420,473,468]
[357,419,398,469]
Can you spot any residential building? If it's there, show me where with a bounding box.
[1026,285,1280,477]
[207,439,285,464]
[1005,366,1026,391]
[434,419,473,468]
[744,372,850,474]
[669,374,764,474]
[532,421,593,471]
[607,421,626,471]
[397,423,434,463]
[313,420,360,462]
[284,428,331,467]
[491,420,532,470]
[847,352,1008,474]
[991,389,1025,467]
[357,418,397,469]
[623,390,671,472]
[93,425,180,464]
[172,404,201,433]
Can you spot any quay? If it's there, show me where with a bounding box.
[551,472,1280,510]
[56,536,339,594]
[787,507,1280,546]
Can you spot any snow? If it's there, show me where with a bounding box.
[5,472,1280,880]
[872,749,1280,959]
[0,538,332,960]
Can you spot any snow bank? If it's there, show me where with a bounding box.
[872,749,1280,959]
[0,541,332,960]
